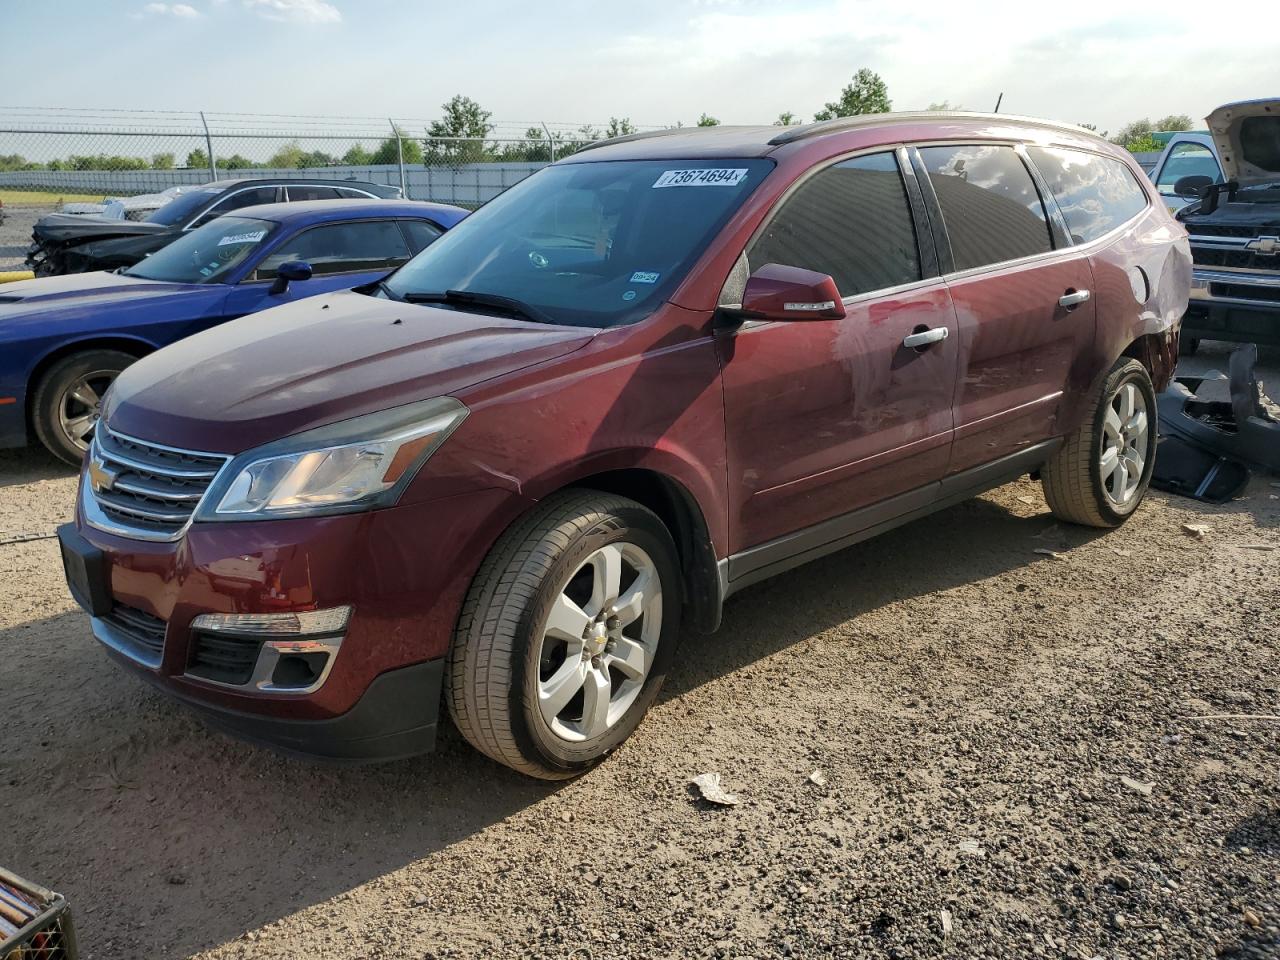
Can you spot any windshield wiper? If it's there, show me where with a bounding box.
[401,289,557,325]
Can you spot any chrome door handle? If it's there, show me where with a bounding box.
[902,326,949,349]
[1058,289,1091,308]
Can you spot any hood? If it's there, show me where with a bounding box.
[0,271,206,323]
[105,291,597,453]
[32,212,171,245]
[1207,98,1280,183]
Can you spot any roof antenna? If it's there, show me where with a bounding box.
[993,92,1003,113]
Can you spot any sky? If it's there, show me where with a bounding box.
[1,0,1275,136]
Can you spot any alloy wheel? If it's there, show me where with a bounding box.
[1099,380,1149,507]
[57,370,116,454]
[536,542,663,743]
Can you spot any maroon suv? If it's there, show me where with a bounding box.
[58,114,1190,778]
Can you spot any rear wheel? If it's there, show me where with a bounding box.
[1042,359,1157,527]
[446,490,681,779]
[31,349,135,465]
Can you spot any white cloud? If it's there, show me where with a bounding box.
[244,0,342,23]
[138,2,201,16]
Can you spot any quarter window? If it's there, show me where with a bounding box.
[399,218,443,254]
[1029,146,1150,243]
[919,145,1053,270]
[286,185,343,201]
[747,152,921,298]
[256,220,412,279]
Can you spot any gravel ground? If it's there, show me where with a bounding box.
[1,429,1277,959]
[0,205,42,271]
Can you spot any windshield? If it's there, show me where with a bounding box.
[123,216,276,283]
[384,158,774,327]
[145,185,222,226]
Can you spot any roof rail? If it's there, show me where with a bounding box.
[768,111,1099,146]
[573,127,687,154]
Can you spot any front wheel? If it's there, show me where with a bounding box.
[31,349,135,466]
[1042,359,1157,527]
[446,490,681,779]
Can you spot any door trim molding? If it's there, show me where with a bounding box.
[724,437,1061,595]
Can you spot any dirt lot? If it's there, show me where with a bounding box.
[2,416,1277,960]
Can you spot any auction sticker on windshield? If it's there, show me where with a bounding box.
[652,168,748,188]
[218,230,267,247]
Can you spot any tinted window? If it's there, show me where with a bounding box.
[747,152,920,297]
[384,159,773,328]
[287,185,342,201]
[1154,142,1221,192]
[919,145,1053,270]
[335,186,377,199]
[191,186,279,227]
[1029,146,1149,243]
[399,219,443,253]
[123,216,275,284]
[256,220,412,279]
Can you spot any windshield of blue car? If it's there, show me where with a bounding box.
[144,186,224,226]
[382,158,774,327]
[123,216,277,284]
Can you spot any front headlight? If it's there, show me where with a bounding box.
[196,396,467,521]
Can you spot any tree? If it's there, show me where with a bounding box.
[774,111,798,126]
[697,113,720,127]
[1155,113,1192,132]
[299,149,336,168]
[926,100,964,111]
[369,126,423,165]
[152,152,175,170]
[1111,118,1153,147]
[343,144,374,165]
[1124,134,1164,154]
[425,95,493,165]
[267,141,306,168]
[221,154,257,170]
[813,68,891,121]
[605,117,637,138]
[186,148,209,170]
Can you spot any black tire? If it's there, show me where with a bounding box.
[1042,359,1157,528]
[1179,337,1200,357]
[446,490,682,779]
[31,349,135,465]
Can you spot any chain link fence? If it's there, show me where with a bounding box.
[0,108,658,211]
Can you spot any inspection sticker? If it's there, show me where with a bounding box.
[652,168,748,188]
[629,271,660,284]
[218,230,267,246]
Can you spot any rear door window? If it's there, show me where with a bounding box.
[747,151,921,297]
[1029,146,1150,243]
[919,145,1053,270]
[286,185,343,202]
[255,220,413,279]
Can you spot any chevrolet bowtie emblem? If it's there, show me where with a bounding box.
[88,456,118,493]
[1245,235,1279,256]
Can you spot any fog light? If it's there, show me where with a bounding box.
[190,606,350,636]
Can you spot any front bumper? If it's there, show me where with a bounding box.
[64,481,527,759]
[1185,268,1280,345]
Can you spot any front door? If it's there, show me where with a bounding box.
[717,151,959,564]
[913,144,1097,474]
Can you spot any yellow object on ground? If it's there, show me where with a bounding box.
[0,270,35,283]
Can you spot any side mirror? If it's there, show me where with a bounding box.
[269,260,313,295]
[733,263,846,323]
[1173,174,1213,198]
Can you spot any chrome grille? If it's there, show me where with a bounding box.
[87,426,229,540]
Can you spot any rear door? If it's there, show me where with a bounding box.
[717,149,959,561]
[913,143,1096,475]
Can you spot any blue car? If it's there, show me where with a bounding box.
[0,198,467,464]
